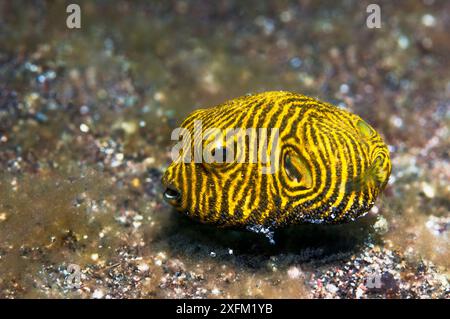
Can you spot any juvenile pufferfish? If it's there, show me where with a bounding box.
[162,91,391,233]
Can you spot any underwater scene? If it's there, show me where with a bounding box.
[0,1,449,299]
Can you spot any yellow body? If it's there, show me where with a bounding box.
[162,91,391,228]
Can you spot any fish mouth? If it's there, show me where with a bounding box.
[163,185,182,207]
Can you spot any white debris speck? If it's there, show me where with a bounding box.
[154,91,166,102]
[370,205,379,215]
[280,10,293,23]
[157,252,167,260]
[92,289,104,299]
[390,115,404,128]
[421,14,436,27]
[211,288,220,296]
[340,83,350,94]
[80,105,90,115]
[144,157,155,166]
[111,153,124,168]
[120,121,137,135]
[90,253,99,261]
[255,16,275,35]
[397,35,410,49]
[80,123,90,133]
[355,287,364,299]
[374,216,389,235]
[326,283,339,293]
[422,182,435,198]
[287,266,302,279]
[138,263,149,272]
[425,215,449,236]
[132,221,142,229]
[115,215,127,224]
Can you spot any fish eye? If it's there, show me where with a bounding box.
[284,154,302,182]
[163,186,181,206]
[283,152,313,188]
[357,120,375,138]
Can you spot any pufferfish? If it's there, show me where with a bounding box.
[162,91,391,242]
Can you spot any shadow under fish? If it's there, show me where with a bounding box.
[155,207,380,269]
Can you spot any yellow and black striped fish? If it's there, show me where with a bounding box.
[162,91,391,232]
